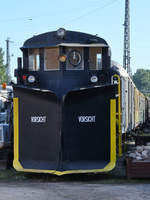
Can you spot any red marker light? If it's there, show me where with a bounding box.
[22,75,27,80]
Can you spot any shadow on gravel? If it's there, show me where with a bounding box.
[26,173,150,184]
[0,168,150,184]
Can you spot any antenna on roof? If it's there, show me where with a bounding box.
[123,0,132,76]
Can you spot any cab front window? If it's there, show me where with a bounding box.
[28,49,40,71]
[44,47,59,70]
[89,47,102,70]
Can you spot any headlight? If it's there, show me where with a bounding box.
[28,75,35,83]
[57,28,66,39]
[90,76,98,83]
[58,55,67,62]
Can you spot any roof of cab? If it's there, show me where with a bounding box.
[22,30,108,49]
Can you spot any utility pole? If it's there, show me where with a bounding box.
[123,0,131,76]
[6,38,12,83]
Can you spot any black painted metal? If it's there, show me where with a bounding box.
[14,84,116,171]
[13,29,117,172]
[14,87,61,170]
[15,30,111,97]
[62,85,116,170]
[22,30,108,49]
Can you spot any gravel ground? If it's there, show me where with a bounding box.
[0,124,150,200]
[0,181,150,200]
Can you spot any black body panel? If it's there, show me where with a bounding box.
[14,86,60,170]
[16,70,112,98]
[22,31,108,49]
[62,85,116,170]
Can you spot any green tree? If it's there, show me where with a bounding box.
[133,69,150,97]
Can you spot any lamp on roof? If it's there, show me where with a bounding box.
[57,28,66,39]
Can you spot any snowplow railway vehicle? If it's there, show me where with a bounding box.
[13,28,149,175]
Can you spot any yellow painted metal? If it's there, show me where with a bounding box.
[13,97,116,175]
[110,99,116,165]
[13,98,20,168]
[113,74,122,157]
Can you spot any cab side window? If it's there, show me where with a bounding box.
[28,49,40,71]
[89,48,102,70]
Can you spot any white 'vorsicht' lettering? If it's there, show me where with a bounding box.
[78,116,96,123]
[31,116,46,123]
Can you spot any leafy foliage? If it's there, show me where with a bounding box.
[0,48,6,84]
[133,69,150,97]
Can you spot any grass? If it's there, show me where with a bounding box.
[0,169,27,182]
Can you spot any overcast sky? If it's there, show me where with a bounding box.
[0,0,150,77]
